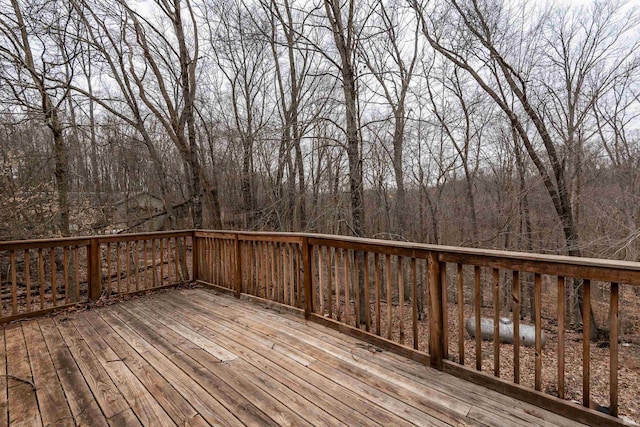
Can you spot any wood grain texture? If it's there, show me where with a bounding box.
[0,285,608,427]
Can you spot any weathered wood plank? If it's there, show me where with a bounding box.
[55,319,130,419]
[183,290,466,426]
[153,295,399,426]
[100,307,268,426]
[162,292,419,427]
[0,330,7,427]
[21,321,74,427]
[262,285,587,427]
[5,324,42,426]
[81,311,202,426]
[128,302,325,427]
[37,318,107,426]
[99,308,244,426]
[69,316,175,426]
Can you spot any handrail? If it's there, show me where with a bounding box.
[0,230,193,323]
[1,229,636,425]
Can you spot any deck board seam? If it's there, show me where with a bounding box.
[97,309,247,426]
[103,305,273,426]
[159,292,456,426]
[201,290,568,426]
[117,301,320,427]
[127,296,392,427]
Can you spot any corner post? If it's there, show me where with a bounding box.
[302,237,313,319]
[428,251,444,369]
[234,233,242,298]
[88,238,101,301]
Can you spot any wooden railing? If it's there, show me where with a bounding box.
[2,229,637,425]
[194,230,639,426]
[0,231,192,323]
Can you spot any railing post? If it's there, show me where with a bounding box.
[428,251,444,370]
[88,238,101,301]
[302,237,313,319]
[192,231,200,282]
[234,233,242,298]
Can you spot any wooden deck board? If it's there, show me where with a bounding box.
[81,311,203,426]
[0,287,590,426]
[5,325,41,427]
[0,330,7,427]
[134,295,404,426]
[177,292,472,425]
[21,321,74,427]
[126,303,326,427]
[38,318,108,427]
[186,290,582,427]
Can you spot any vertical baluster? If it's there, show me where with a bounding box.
[10,251,17,315]
[62,247,68,304]
[610,282,619,417]
[375,252,381,336]
[354,251,361,328]
[152,239,157,288]
[411,258,418,349]
[275,243,283,303]
[297,244,303,309]
[535,273,542,391]
[493,268,500,377]
[318,247,325,315]
[441,263,447,357]
[261,242,267,298]
[386,254,392,340]
[116,242,122,294]
[246,241,250,294]
[158,238,162,286]
[288,243,294,305]
[224,239,230,287]
[173,238,179,283]
[457,264,465,365]
[50,248,57,307]
[125,242,131,294]
[182,237,189,280]
[39,248,45,309]
[221,239,226,286]
[343,249,351,325]
[210,239,215,283]
[364,252,371,332]
[474,266,482,371]
[282,243,288,303]
[583,279,591,407]
[134,241,140,291]
[398,257,404,344]
[143,240,148,289]
[558,276,565,398]
[327,247,333,319]
[334,248,341,321]
[74,246,80,302]
[260,241,266,297]
[106,243,112,298]
[272,243,278,301]
[513,271,520,383]
[25,250,31,312]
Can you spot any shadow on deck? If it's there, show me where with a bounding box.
[1,287,586,426]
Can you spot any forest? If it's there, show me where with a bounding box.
[1,0,639,262]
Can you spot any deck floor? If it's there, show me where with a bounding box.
[0,287,586,426]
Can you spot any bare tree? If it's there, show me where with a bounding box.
[0,0,78,236]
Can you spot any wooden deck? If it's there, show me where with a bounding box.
[1,287,587,426]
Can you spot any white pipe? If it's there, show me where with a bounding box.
[464,317,546,347]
